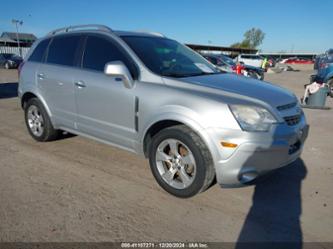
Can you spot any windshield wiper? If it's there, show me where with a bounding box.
[161,71,223,78]
[182,71,224,77]
[161,72,187,78]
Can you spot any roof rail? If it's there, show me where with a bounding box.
[135,30,165,37]
[146,31,165,37]
[47,24,113,36]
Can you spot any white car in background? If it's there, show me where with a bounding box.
[236,54,263,68]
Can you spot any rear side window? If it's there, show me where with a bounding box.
[82,35,136,77]
[28,39,50,62]
[47,35,81,66]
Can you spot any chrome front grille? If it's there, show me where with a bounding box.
[284,114,301,126]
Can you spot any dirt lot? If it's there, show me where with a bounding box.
[0,69,332,243]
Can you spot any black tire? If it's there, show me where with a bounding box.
[248,70,260,80]
[148,125,215,198]
[24,98,59,142]
[328,79,333,98]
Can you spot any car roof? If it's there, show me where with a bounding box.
[44,25,168,40]
[46,29,167,39]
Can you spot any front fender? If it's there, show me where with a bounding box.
[139,105,222,168]
[140,105,206,142]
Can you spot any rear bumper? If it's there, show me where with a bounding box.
[205,117,309,187]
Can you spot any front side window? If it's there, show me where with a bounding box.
[122,36,220,78]
[82,35,135,76]
[47,35,81,66]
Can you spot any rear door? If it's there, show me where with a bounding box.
[37,34,83,129]
[74,34,138,149]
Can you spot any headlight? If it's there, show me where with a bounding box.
[229,104,277,132]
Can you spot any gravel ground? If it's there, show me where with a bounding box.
[0,69,332,243]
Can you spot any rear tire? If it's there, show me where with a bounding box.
[24,98,60,142]
[148,125,215,198]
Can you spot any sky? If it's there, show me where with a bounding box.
[1,0,332,53]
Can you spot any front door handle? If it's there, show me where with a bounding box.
[37,73,45,80]
[75,81,86,88]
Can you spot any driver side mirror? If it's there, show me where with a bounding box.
[104,61,134,89]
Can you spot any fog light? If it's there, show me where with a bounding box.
[221,141,238,148]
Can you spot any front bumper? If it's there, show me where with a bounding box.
[205,116,309,187]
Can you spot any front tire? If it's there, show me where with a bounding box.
[248,70,260,80]
[24,98,59,141]
[148,125,215,198]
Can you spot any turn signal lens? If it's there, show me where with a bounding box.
[221,141,238,148]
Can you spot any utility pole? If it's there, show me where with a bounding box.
[11,19,23,57]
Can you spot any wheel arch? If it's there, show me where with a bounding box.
[21,92,37,109]
[141,115,214,160]
[21,91,53,122]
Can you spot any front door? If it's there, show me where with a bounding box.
[74,34,138,149]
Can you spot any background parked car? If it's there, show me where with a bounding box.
[316,55,333,97]
[281,57,314,64]
[235,54,263,68]
[204,54,264,80]
[326,48,333,56]
[0,53,23,69]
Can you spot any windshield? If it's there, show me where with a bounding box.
[2,54,13,59]
[122,36,220,78]
[2,54,20,60]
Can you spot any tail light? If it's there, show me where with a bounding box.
[18,61,25,78]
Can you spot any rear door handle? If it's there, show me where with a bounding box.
[37,73,45,80]
[75,81,86,88]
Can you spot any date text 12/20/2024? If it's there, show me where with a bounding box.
[121,242,208,248]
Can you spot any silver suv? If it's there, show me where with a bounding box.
[19,25,309,197]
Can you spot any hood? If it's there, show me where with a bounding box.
[179,73,296,107]
[8,58,22,64]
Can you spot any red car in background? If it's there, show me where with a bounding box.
[281,57,314,64]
